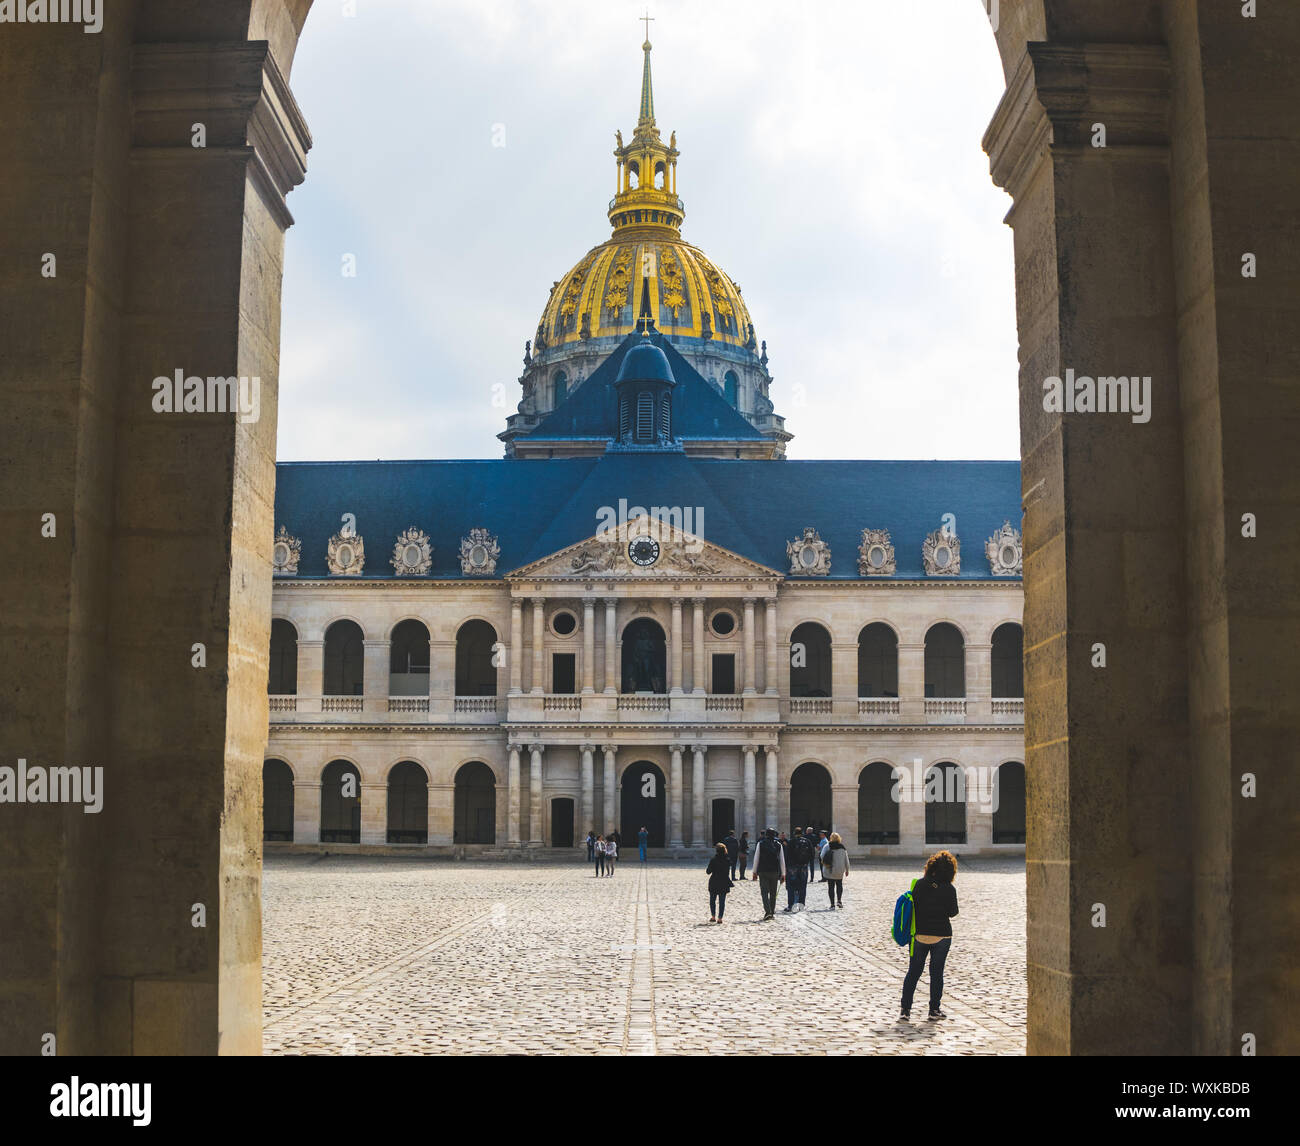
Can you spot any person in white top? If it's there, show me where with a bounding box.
[604,836,618,876]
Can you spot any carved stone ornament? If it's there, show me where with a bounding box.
[570,544,617,575]
[922,526,961,576]
[857,528,896,576]
[985,520,1023,576]
[326,529,365,576]
[787,526,831,577]
[272,525,300,576]
[460,528,500,576]
[390,527,432,576]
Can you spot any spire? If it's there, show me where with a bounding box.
[638,13,655,127]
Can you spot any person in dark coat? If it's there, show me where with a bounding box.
[722,829,740,879]
[900,850,960,1020]
[706,843,735,922]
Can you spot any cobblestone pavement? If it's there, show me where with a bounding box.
[262,855,1026,1055]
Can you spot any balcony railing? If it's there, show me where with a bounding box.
[616,695,670,712]
[543,695,581,711]
[321,696,363,713]
[388,697,430,713]
[704,696,743,711]
[924,698,967,717]
[790,698,833,715]
[269,695,297,712]
[992,698,1025,717]
[857,698,900,717]
[454,696,498,714]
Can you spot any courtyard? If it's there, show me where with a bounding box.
[262,855,1026,1055]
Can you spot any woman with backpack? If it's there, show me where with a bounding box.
[823,832,849,908]
[706,842,734,922]
[900,850,960,1021]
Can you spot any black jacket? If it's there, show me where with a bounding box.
[722,834,739,859]
[706,855,734,894]
[912,877,959,936]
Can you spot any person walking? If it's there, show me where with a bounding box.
[593,834,606,877]
[816,830,830,880]
[805,827,820,882]
[783,828,812,912]
[750,827,785,920]
[605,834,618,876]
[823,832,849,907]
[737,831,751,880]
[722,828,740,879]
[638,825,649,864]
[900,850,960,1021]
[706,843,735,922]
[585,831,596,863]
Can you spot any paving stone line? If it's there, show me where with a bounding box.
[622,865,658,1056]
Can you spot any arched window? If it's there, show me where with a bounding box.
[925,762,966,844]
[790,622,832,697]
[654,161,666,189]
[320,760,360,844]
[263,759,294,841]
[993,762,1026,843]
[387,761,428,844]
[323,620,364,696]
[635,391,654,440]
[991,622,1024,697]
[455,619,497,696]
[857,623,898,697]
[389,619,430,696]
[789,761,832,832]
[553,371,568,406]
[858,762,899,844]
[268,618,298,694]
[454,761,496,844]
[924,622,965,698]
[723,370,738,407]
[621,618,667,694]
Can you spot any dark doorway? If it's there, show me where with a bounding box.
[993,761,1026,843]
[454,760,496,843]
[620,761,666,847]
[263,759,294,841]
[552,652,576,694]
[925,762,967,844]
[789,761,832,832]
[857,761,899,844]
[790,622,832,697]
[711,798,736,846]
[711,653,735,694]
[387,760,428,843]
[621,618,666,693]
[320,759,360,843]
[551,798,574,847]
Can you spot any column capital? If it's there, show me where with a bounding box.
[691,744,707,758]
[669,742,686,754]
[742,743,758,755]
[601,743,617,756]
[764,744,780,757]
[528,742,545,755]
[603,597,619,608]
[511,598,523,611]
[692,596,707,606]
[582,597,597,609]
[743,597,757,606]
[507,741,523,754]
[530,595,546,607]
[579,742,596,754]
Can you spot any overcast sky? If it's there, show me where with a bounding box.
[277,0,1017,463]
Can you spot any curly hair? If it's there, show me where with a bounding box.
[924,850,958,883]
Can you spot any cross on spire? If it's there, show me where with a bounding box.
[640,9,654,44]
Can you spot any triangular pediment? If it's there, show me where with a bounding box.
[508,516,779,581]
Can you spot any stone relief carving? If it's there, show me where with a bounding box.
[390,527,432,576]
[985,520,1023,577]
[326,529,364,576]
[672,547,721,575]
[922,526,961,576]
[857,528,896,576]
[570,545,617,575]
[787,526,831,577]
[272,525,300,576]
[460,528,500,576]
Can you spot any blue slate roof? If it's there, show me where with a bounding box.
[274,455,1022,580]
[525,329,764,442]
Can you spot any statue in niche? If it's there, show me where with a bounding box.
[624,627,664,693]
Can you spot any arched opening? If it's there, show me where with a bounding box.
[620,761,665,847]
[454,761,496,844]
[550,798,574,848]
[263,759,294,841]
[858,761,899,844]
[389,619,430,696]
[621,617,666,693]
[387,760,428,844]
[323,619,364,696]
[857,622,898,697]
[711,798,736,846]
[924,622,965,698]
[320,759,361,844]
[627,161,639,189]
[552,370,567,405]
[654,161,665,189]
[925,762,966,845]
[790,761,832,832]
[993,761,1026,844]
[455,619,497,696]
[790,622,832,698]
[992,622,1024,698]
[268,619,298,694]
[723,369,738,407]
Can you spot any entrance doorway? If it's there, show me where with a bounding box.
[620,761,666,847]
[453,761,496,844]
[711,798,736,846]
[789,761,832,832]
[551,798,574,847]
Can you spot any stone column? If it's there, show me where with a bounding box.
[581,599,596,694]
[530,597,545,695]
[692,597,706,694]
[427,782,454,846]
[668,744,684,847]
[360,783,386,845]
[293,780,321,844]
[429,637,454,719]
[898,642,926,721]
[742,598,757,694]
[506,743,522,846]
[580,743,595,837]
[832,641,858,718]
[603,598,618,694]
[528,743,544,846]
[764,598,779,695]
[602,744,617,832]
[832,783,858,850]
[691,746,706,846]
[897,755,926,853]
[362,639,389,714]
[669,597,683,696]
[508,598,523,694]
[764,744,779,833]
[296,639,323,713]
[965,642,992,721]
[742,745,757,840]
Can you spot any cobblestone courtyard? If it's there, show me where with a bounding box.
[262,855,1026,1055]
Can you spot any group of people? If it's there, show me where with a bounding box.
[585,826,652,876]
[708,825,848,922]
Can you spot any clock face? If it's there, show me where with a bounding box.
[628,537,660,567]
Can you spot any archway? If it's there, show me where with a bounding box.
[263,759,294,841]
[268,619,298,695]
[620,761,666,847]
[924,762,966,845]
[924,623,965,698]
[387,761,428,844]
[323,620,364,696]
[621,618,666,694]
[320,759,361,844]
[857,762,899,845]
[389,620,430,696]
[789,761,832,833]
[454,761,496,844]
[991,622,1024,698]
[790,622,832,698]
[857,623,898,697]
[455,620,498,697]
[993,762,1026,844]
